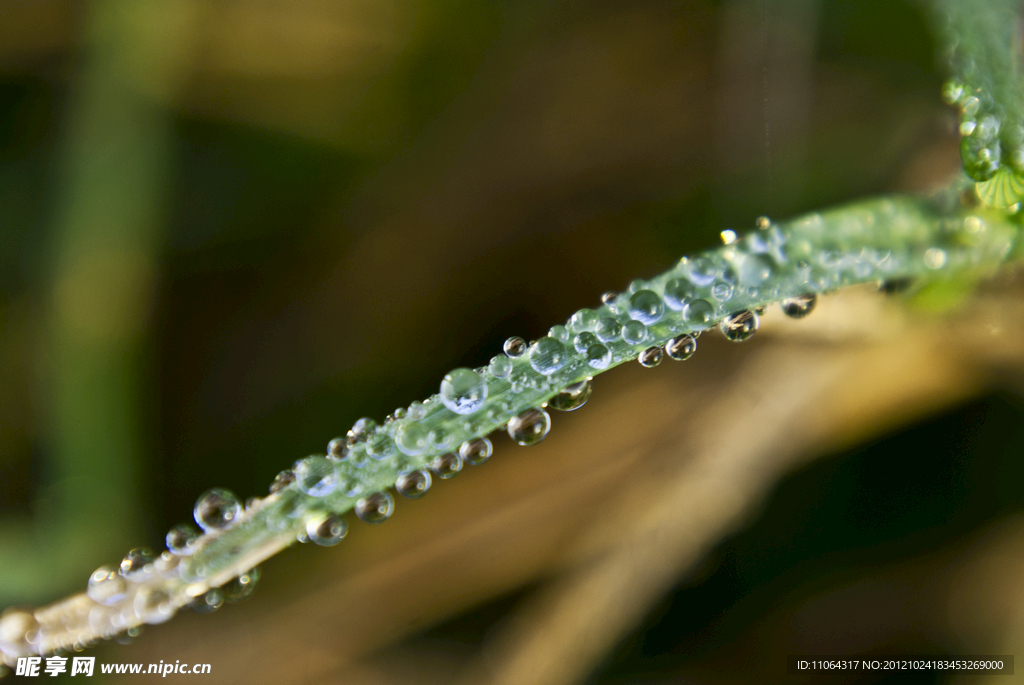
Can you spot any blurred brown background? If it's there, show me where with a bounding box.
[1,0,1023,683]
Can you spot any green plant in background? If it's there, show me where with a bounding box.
[0,0,1022,666]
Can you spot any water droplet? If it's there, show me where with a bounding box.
[0,609,38,655]
[489,355,513,378]
[780,293,817,318]
[756,216,771,230]
[548,325,570,342]
[720,229,737,244]
[166,524,201,556]
[942,80,964,104]
[190,589,223,614]
[586,344,611,369]
[961,96,980,116]
[736,253,773,285]
[327,438,347,460]
[573,331,599,353]
[628,290,664,325]
[393,407,407,420]
[355,492,395,524]
[720,310,759,342]
[119,548,155,580]
[294,455,339,497]
[600,292,617,305]
[134,586,175,625]
[683,299,715,329]
[663,278,694,311]
[507,408,551,446]
[686,257,717,285]
[504,336,527,357]
[88,566,128,606]
[396,469,432,498]
[665,334,696,360]
[924,248,948,269]
[366,433,395,460]
[348,418,377,443]
[432,452,464,479]
[638,346,663,367]
[270,470,295,494]
[459,437,493,465]
[223,568,260,602]
[440,368,488,414]
[549,379,592,411]
[622,321,648,344]
[569,308,598,331]
[878,277,914,295]
[711,281,734,300]
[595,317,621,342]
[306,514,347,546]
[395,422,429,455]
[529,337,567,375]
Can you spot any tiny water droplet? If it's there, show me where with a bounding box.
[459,437,493,465]
[638,346,663,367]
[507,408,551,446]
[395,422,429,455]
[686,257,717,285]
[440,368,488,414]
[720,229,737,244]
[393,407,407,420]
[134,587,175,625]
[327,438,347,460]
[711,281,734,300]
[119,548,155,580]
[294,455,339,497]
[405,401,426,420]
[432,452,464,479]
[720,310,759,342]
[529,337,567,375]
[166,524,201,556]
[223,568,260,602]
[600,292,617,305]
[88,566,127,606]
[396,469,432,498]
[348,418,377,443]
[595,317,621,342]
[306,514,347,546]
[549,379,592,411]
[548,325,570,342]
[628,290,664,325]
[663,278,694,311]
[665,334,696,360]
[489,355,513,378]
[756,216,771,230]
[504,336,527,357]
[683,299,715,329]
[622,321,648,345]
[355,492,395,524]
[586,343,611,369]
[780,293,817,318]
[189,589,223,614]
[573,331,598,353]
[569,308,598,331]
[270,469,295,493]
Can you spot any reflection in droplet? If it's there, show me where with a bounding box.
[569,308,598,331]
[507,408,551,446]
[665,334,696,360]
[622,321,648,345]
[396,470,432,498]
[223,568,261,602]
[194,488,242,532]
[595,318,622,342]
[720,310,759,342]
[573,331,599,353]
[120,548,155,580]
[780,293,817,318]
[269,470,295,493]
[503,336,527,357]
[294,455,339,497]
[166,524,201,556]
[355,492,395,524]
[327,438,347,460]
[348,418,377,443]
[459,437,493,466]
[529,337,567,375]
[548,325,570,342]
[628,290,664,325]
[683,299,715,329]
[440,368,488,414]
[686,257,717,285]
[638,346,663,367]
[134,586,175,625]
[586,344,611,369]
[306,514,348,546]
[88,566,127,606]
[395,422,429,456]
[190,589,223,615]
[663,278,694,311]
[549,379,592,411]
[489,355,513,378]
[432,452,464,479]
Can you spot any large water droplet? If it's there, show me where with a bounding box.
[686,257,717,285]
[665,334,696,360]
[683,299,715,329]
[0,609,38,656]
[294,455,339,497]
[586,344,611,369]
[529,337,567,375]
[507,408,551,446]
[549,379,592,411]
[573,331,598,353]
[569,308,598,331]
[306,514,347,546]
[622,321,648,345]
[548,325,570,342]
[119,548,155,580]
[190,589,223,614]
[440,368,488,414]
[396,470,432,498]
[638,346,663,367]
[628,290,664,325]
[134,587,175,625]
[737,253,773,285]
[355,492,394,524]
[720,310,759,342]
[326,438,347,460]
[432,452,464,479]
[459,437,493,466]
[366,433,395,460]
[663,278,694,311]
[780,293,817,318]
[166,524,201,556]
[489,355,513,378]
[88,566,127,606]
[223,568,260,602]
[348,418,377,443]
[395,422,429,455]
[195,488,243,532]
[503,336,527,357]
[595,318,621,342]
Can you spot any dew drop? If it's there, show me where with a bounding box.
[440,368,488,414]
[166,524,201,556]
[396,470,432,498]
[223,568,260,602]
[600,291,617,305]
[638,346,663,367]
[622,321,648,345]
[489,355,513,378]
[507,407,551,446]
[270,469,296,494]
[569,308,598,331]
[134,586,175,625]
[294,455,339,497]
[355,492,395,524]
[503,336,527,357]
[924,247,948,269]
[87,566,128,606]
[0,609,38,656]
[366,433,395,460]
[459,437,493,465]
[326,438,347,461]
[432,452,464,479]
[711,281,734,300]
[683,299,715,329]
[529,337,568,375]
[720,310,759,342]
[665,334,696,360]
[756,216,771,230]
[548,325,570,342]
[119,548,155,580]
[190,589,223,614]
[737,253,773,285]
[780,293,817,318]
[628,290,665,325]
[573,331,598,353]
[348,418,377,443]
[549,379,592,411]
[586,344,611,369]
[663,278,695,311]
[407,401,427,420]
[595,317,622,342]
[395,422,429,456]
[306,514,347,546]
[686,257,717,285]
